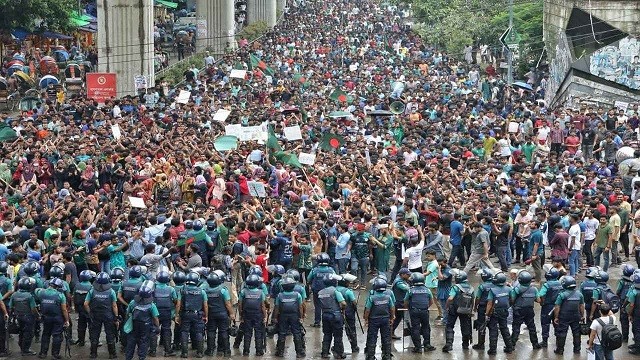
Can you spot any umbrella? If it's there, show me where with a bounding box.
[328,111,352,118]
[12,54,26,63]
[512,81,533,91]
[368,109,394,116]
[280,106,300,115]
[39,75,59,89]
[13,71,34,85]
[53,50,70,62]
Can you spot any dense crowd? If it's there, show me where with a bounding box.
[0,0,639,359]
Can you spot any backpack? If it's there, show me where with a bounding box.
[597,316,622,351]
[455,285,475,315]
[601,287,621,314]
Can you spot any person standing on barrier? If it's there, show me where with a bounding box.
[403,272,435,353]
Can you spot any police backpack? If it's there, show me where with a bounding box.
[455,285,475,315]
[601,288,621,314]
[596,317,622,351]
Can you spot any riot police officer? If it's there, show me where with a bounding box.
[10,277,38,355]
[509,270,540,349]
[443,269,473,353]
[232,266,265,350]
[171,271,187,353]
[273,277,305,358]
[37,278,70,359]
[0,261,13,356]
[536,267,562,347]
[286,269,308,314]
[150,270,178,357]
[318,274,346,359]
[84,272,119,359]
[203,272,233,356]
[364,277,395,360]
[117,265,144,351]
[73,270,95,347]
[124,280,159,360]
[403,272,434,353]
[307,253,336,327]
[553,275,585,355]
[472,268,494,350]
[175,272,208,358]
[390,268,411,339]
[580,266,598,322]
[590,270,615,320]
[335,274,358,353]
[485,272,513,355]
[618,264,635,343]
[627,272,640,354]
[110,268,125,295]
[238,274,267,356]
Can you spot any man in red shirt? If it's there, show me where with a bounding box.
[236,222,251,246]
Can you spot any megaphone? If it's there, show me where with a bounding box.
[390,101,405,114]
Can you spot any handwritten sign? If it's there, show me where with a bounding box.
[214,109,231,122]
[298,152,316,165]
[247,181,267,197]
[111,124,122,140]
[283,125,303,140]
[176,90,190,104]
[230,69,247,79]
[128,196,147,209]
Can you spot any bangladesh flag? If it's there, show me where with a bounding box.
[176,236,195,247]
[329,88,349,103]
[292,73,306,84]
[249,54,275,77]
[319,133,345,152]
[266,125,282,153]
[273,151,303,168]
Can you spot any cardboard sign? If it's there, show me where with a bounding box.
[128,196,147,209]
[176,90,191,104]
[508,121,519,133]
[298,152,316,165]
[224,124,243,138]
[247,181,267,197]
[230,69,247,79]
[86,73,116,104]
[615,100,629,113]
[283,125,303,140]
[111,124,122,140]
[134,75,147,90]
[213,109,231,122]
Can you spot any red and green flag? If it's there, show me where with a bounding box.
[329,88,350,103]
[249,54,275,76]
[292,73,306,84]
[319,133,345,152]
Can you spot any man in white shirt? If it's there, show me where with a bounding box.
[568,214,582,276]
[402,237,424,272]
[583,210,600,267]
[587,303,616,360]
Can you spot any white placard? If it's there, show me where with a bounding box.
[225,124,242,138]
[128,196,147,209]
[614,100,629,112]
[508,121,519,133]
[230,69,247,79]
[134,75,147,90]
[111,124,122,140]
[247,181,267,197]
[283,125,303,140]
[214,109,231,122]
[176,90,190,104]
[298,152,316,165]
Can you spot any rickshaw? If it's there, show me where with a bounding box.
[6,63,27,77]
[64,63,84,96]
[53,48,70,67]
[39,75,60,89]
[11,71,35,94]
[18,90,41,111]
[39,56,59,76]
[0,77,9,110]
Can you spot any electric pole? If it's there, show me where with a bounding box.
[507,0,514,84]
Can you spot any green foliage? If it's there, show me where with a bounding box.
[236,21,270,42]
[0,0,76,33]
[158,55,205,85]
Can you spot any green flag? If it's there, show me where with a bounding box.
[176,236,195,247]
[266,126,282,153]
[273,151,303,168]
[249,54,275,77]
[319,133,345,152]
[329,88,349,103]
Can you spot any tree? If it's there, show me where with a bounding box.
[0,0,76,34]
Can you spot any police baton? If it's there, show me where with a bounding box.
[354,290,365,334]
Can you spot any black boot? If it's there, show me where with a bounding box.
[196,341,204,358]
[293,335,305,358]
[462,336,471,349]
[573,337,581,354]
[554,336,566,355]
[164,335,176,357]
[488,337,497,355]
[205,330,216,355]
[530,332,541,349]
[473,333,485,350]
[321,343,330,358]
[275,336,285,357]
[108,343,117,359]
[181,341,189,358]
[540,337,548,348]
[89,343,98,359]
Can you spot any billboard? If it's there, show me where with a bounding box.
[86,73,117,103]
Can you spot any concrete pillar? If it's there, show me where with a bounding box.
[247,0,277,28]
[97,0,154,97]
[196,0,236,55]
[276,0,286,15]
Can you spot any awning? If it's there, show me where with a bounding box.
[41,31,74,40]
[70,17,91,27]
[10,28,30,41]
[155,0,178,8]
[78,24,98,33]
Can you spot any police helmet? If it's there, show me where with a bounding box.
[623,264,636,280]
[372,277,387,291]
[50,278,64,288]
[633,273,640,289]
[110,267,125,281]
[517,271,533,286]
[173,271,187,285]
[560,275,577,289]
[545,268,560,281]
[185,272,200,285]
[96,272,111,285]
[206,221,216,230]
[185,220,194,229]
[286,269,301,282]
[129,265,143,279]
[249,265,263,276]
[594,270,609,284]
[138,280,155,298]
[79,270,97,283]
[18,277,35,291]
[213,270,226,279]
[49,266,64,279]
[157,270,171,284]
[316,253,331,266]
[245,274,262,288]
[586,266,601,279]
[268,264,285,276]
[207,273,223,287]
[323,273,340,287]
[281,276,296,292]
[480,268,494,282]
[410,272,425,285]
[453,269,468,283]
[0,261,8,275]
[193,220,203,231]
[23,261,40,276]
[492,272,507,286]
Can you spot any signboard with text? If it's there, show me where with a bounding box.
[86,73,117,103]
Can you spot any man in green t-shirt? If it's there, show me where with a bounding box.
[72,230,88,272]
[593,216,613,271]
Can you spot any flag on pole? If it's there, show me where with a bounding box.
[249,54,275,76]
[319,133,345,151]
[273,151,303,168]
[266,125,282,153]
[329,88,349,103]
